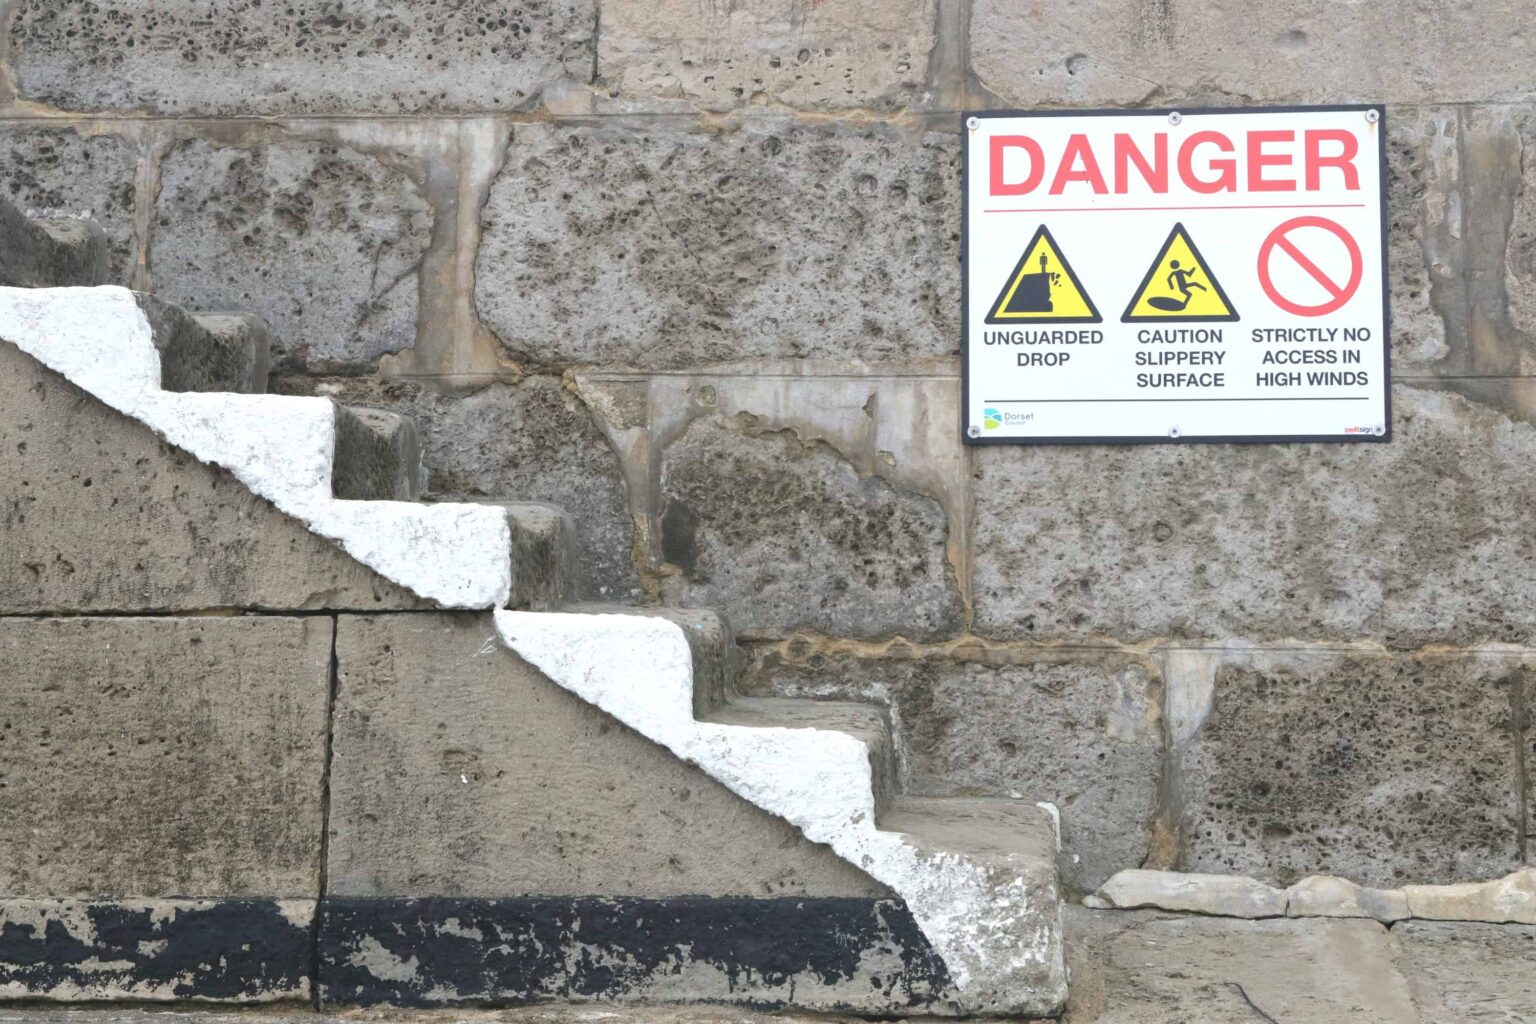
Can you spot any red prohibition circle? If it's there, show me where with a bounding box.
[1257,215,1363,317]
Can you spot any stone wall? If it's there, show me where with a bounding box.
[3,0,1533,894]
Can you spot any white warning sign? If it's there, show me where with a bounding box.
[963,106,1389,444]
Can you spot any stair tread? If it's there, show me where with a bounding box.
[880,795,1058,865]
[703,696,888,738]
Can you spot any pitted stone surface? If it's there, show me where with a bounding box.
[597,0,935,112]
[0,340,427,613]
[0,617,329,898]
[152,137,430,373]
[1386,107,1461,372]
[282,375,636,600]
[476,122,959,370]
[1181,653,1525,888]
[328,613,886,900]
[974,386,1536,646]
[1503,110,1536,347]
[0,125,138,281]
[658,416,961,640]
[10,0,594,115]
[743,646,1162,892]
[970,0,1536,107]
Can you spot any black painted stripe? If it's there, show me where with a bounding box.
[317,896,954,1012]
[0,900,310,1001]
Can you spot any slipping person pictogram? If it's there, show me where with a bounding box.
[1122,223,1239,322]
[985,225,1102,324]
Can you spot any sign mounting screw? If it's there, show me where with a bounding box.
[1168,426,1181,439]
[1365,109,1380,123]
[967,424,981,438]
[966,116,980,130]
[1167,111,1183,126]
[1372,424,1385,436]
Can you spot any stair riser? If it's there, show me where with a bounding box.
[0,203,109,288]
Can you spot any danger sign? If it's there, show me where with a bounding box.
[963,106,1389,444]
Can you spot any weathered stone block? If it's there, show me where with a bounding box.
[1391,920,1536,1021]
[0,124,138,281]
[597,0,935,112]
[1385,107,1461,372]
[0,200,108,288]
[1284,875,1410,923]
[10,0,594,115]
[476,121,959,369]
[1061,909,1420,1022]
[658,415,961,639]
[328,613,885,899]
[1181,652,1526,887]
[1087,870,1286,919]
[0,900,313,1003]
[331,405,423,502]
[1404,868,1536,924]
[152,137,430,373]
[0,341,427,613]
[973,386,1536,646]
[970,0,1536,107]
[0,617,330,897]
[742,646,1161,891]
[285,375,636,601]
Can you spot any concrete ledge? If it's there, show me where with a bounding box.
[317,897,952,1013]
[0,900,313,1003]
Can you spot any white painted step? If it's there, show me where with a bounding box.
[0,286,513,608]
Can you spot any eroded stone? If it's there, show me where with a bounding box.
[476,121,959,370]
[1386,107,1461,372]
[1391,920,1536,1021]
[597,0,935,111]
[742,646,1162,892]
[1181,652,1525,887]
[152,137,430,373]
[658,415,961,639]
[0,617,329,897]
[971,0,1536,107]
[10,0,594,115]
[328,613,887,899]
[0,124,138,281]
[973,386,1536,645]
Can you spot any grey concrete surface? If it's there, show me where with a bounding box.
[0,341,430,613]
[152,137,430,373]
[1179,651,1527,887]
[0,617,330,898]
[970,0,1536,108]
[0,124,138,282]
[596,0,936,112]
[327,612,887,899]
[742,644,1164,893]
[475,121,959,370]
[8,0,594,115]
[973,385,1536,646]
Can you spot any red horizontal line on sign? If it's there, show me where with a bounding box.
[982,203,1369,213]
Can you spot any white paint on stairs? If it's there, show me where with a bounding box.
[494,608,1066,1016]
[0,286,512,607]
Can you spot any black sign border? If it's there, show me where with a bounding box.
[960,104,1393,447]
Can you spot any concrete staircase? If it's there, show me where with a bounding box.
[0,199,1066,1017]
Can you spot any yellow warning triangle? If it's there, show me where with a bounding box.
[1121,223,1238,322]
[985,225,1101,324]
